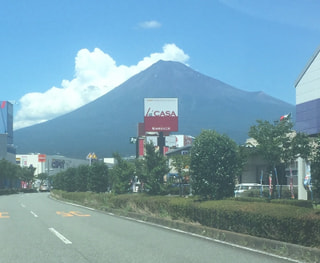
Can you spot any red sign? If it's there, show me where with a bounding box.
[144,98,178,132]
[139,139,144,156]
[38,154,46,163]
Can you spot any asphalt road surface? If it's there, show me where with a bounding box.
[0,193,298,263]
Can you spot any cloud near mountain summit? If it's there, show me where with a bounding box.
[14,44,189,130]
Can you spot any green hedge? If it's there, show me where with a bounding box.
[51,190,320,248]
[193,201,320,247]
[107,195,320,247]
[233,196,313,208]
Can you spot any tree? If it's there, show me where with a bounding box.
[248,117,312,198]
[52,171,64,190]
[75,165,89,192]
[248,120,287,167]
[190,130,242,200]
[37,173,48,185]
[140,143,170,195]
[19,166,36,188]
[110,153,134,194]
[52,161,109,193]
[170,154,191,195]
[0,159,20,188]
[310,136,320,201]
[62,167,77,192]
[87,161,109,193]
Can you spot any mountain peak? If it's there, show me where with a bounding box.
[14,61,294,158]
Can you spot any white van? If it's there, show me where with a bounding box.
[234,183,262,197]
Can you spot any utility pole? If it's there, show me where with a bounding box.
[158,132,165,155]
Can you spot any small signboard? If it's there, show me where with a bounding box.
[144,98,178,132]
[38,154,46,163]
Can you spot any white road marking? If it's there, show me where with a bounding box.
[30,211,38,218]
[49,228,72,244]
[20,203,26,208]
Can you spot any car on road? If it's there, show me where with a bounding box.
[39,184,50,192]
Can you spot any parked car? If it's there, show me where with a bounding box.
[234,183,262,197]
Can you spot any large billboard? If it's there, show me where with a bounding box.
[0,101,13,144]
[144,98,178,132]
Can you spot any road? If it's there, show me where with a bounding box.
[0,193,297,263]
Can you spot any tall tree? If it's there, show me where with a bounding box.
[140,143,169,195]
[110,153,135,194]
[87,161,109,193]
[190,130,242,200]
[75,165,89,192]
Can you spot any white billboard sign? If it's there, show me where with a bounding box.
[144,98,178,132]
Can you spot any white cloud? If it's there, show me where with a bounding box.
[14,43,189,130]
[139,20,162,29]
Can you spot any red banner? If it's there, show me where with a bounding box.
[144,116,178,132]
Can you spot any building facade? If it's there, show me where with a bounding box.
[0,101,15,163]
[295,46,320,135]
[295,46,320,200]
[16,153,88,176]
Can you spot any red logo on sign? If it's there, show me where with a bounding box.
[38,154,46,162]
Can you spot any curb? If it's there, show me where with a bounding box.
[103,208,320,263]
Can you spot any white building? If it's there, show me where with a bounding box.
[16,153,88,176]
[295,45,320,200]
[296,46,320,135]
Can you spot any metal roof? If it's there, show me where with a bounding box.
[165,145,192,156]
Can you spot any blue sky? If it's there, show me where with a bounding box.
[1,0,320,129]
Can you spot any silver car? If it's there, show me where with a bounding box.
[39,184,49,192]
